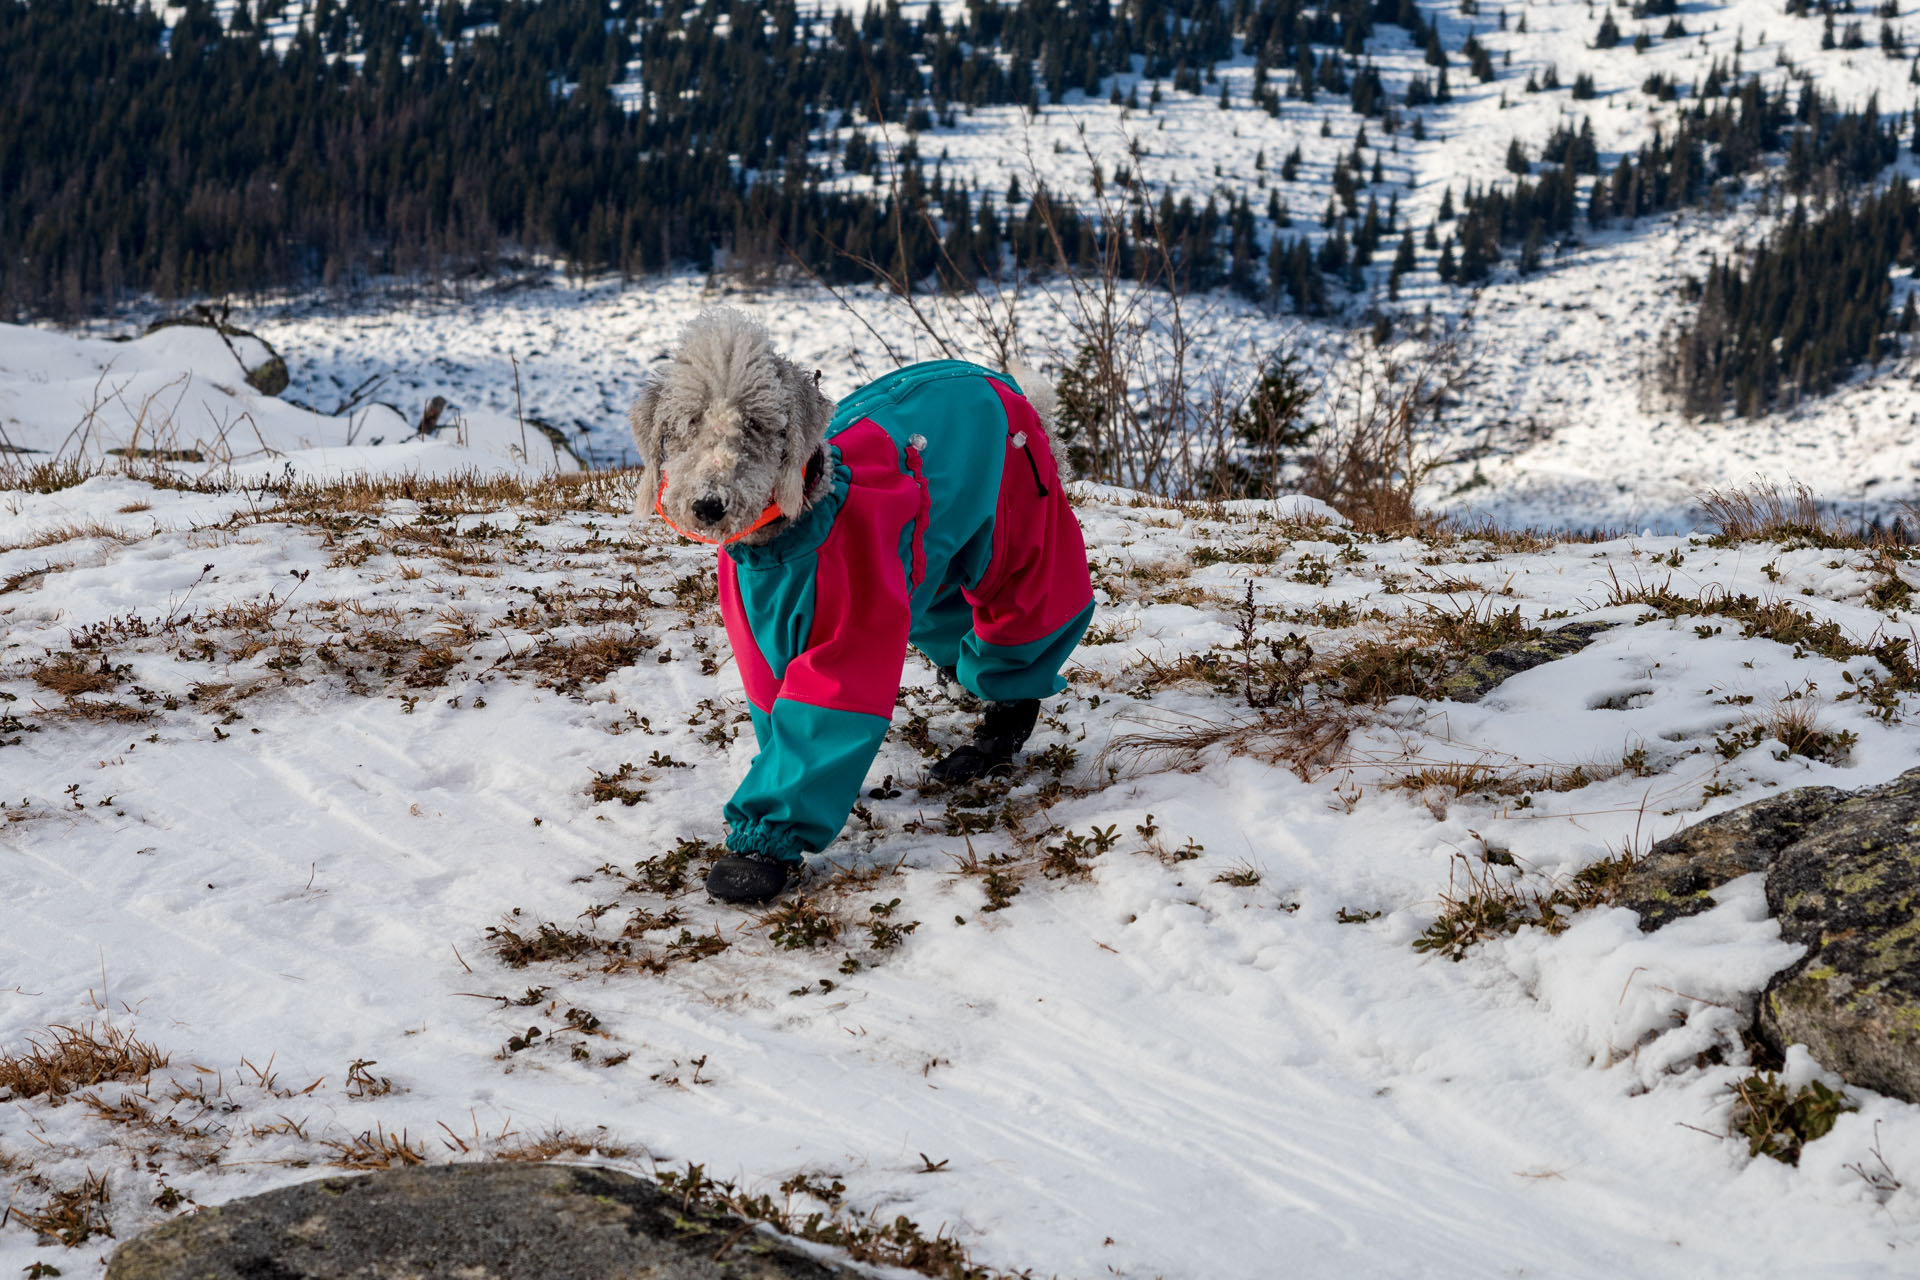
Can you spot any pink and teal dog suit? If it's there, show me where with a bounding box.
[718,360,1095,865]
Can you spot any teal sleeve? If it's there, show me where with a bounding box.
[723,701,891,862]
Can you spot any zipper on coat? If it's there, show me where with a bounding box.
[1011,431,1050,498]
[904,435,932,588]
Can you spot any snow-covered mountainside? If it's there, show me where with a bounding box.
[4,451,1920,1275]
[18,0,1920,526]
[100,0,1904,530]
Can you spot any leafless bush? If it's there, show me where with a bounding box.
[796,118,1470,516]
[1296,321,1473,531]
[1025,126,1278,498]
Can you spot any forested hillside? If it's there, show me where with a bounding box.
[1,0,1328,314]
[5,0,1920,420]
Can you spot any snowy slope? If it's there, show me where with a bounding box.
[0,321,580,480]
[93,0,1899,530]
[220,251,1920,535]
[4,458,1920,1276]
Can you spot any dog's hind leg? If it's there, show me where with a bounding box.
[928,697,1041,783]
[926,397,1095,785]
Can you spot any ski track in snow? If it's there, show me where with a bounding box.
[4,459,1920,1277]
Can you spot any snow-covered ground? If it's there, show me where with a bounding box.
[4,454,1920,1276]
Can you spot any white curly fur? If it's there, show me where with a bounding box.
[629,308,834,544]
[1005,358,1069,480]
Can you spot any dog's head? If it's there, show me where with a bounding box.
[631,308,833,545]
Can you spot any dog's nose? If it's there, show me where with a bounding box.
[691,495,726,525]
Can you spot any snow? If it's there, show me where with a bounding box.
[11,0,1920,1269]
[0,322,579,478]
[5,422,1920,1274]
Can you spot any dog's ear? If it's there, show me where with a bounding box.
[773,357,834,516]
[629,377,663,520]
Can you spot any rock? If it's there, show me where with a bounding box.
[1760,770,1920,1104]
[417,395,449,436]
[1617,767,1920,1103]
[1616,786,1847,930]
[244,352,290,397]
[106,1163,862,1280]
[1437,620,1612,703]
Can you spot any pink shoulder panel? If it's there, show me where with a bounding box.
[965,380,1094,646]
[775,420,920,718]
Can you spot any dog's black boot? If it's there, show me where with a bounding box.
[929,698,1041,784]
[706,853,796,904]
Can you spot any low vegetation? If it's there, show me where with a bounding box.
[0,1023,169,1103]
[1412,849,1639,961]
[654,1162,1031,1280]
[1728,1072,1854,1165]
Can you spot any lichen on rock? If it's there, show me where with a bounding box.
[1618,767,1920,1104]
[1436,620,1613,704]
[1616,787,1846,931]
[1758,770,1920,1104]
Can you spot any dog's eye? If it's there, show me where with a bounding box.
[743,417,762,434]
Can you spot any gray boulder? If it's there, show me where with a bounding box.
[1761,770,1920,1106]
[1615,768,1920,1103]
[143,310,288,397]
[106,1163,862,1280]
[1615,786,1846,931]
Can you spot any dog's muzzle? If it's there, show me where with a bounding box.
[654,473,783,546]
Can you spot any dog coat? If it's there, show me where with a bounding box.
[718,360,1095,864]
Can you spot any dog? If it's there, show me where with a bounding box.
[631,308,1094,903]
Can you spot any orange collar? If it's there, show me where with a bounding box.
[654,474,784,546]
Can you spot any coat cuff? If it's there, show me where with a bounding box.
[724,819,808,865]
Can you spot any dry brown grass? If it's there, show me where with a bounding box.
[322,1125,428,1170]
[1740,690,1859,764]
[5,1170,112,1247]
[29,653,118,697]
[490,1129,633,1162]
[1388,749,1651,800]
[1,563,59,596]
[43,699,156,724]
[265,468,639,522]
[0,458,97,494]
[1696,480,1880,548]
[0,521,136,555]
[511,630,657,693]
[0,1023,168,1103]
[1102,705,1358,782]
